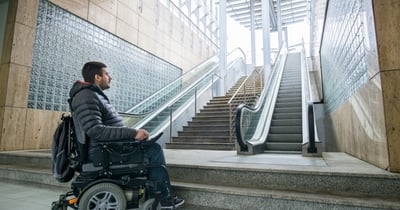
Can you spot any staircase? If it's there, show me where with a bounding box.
[266,53,302,153]
[166,74,262,150]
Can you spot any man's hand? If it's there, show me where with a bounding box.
[135,129,149,141]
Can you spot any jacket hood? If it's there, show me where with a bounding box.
[69,80,103,99]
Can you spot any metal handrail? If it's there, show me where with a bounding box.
[300,39,318,153]
[124,48,245,116]
[133,64,219,130]
[129,48,247,132]
[124,55,218,114]
[227,67,263,142]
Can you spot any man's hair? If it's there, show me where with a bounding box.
[82,61,107,83]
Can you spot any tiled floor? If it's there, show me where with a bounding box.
[0,180,64,210]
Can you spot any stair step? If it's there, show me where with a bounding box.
[276,97,301,103]
[265,142,302,151]
[182,125,229,132]
[271,119,302,126]
[188,121,229,126]
[280,85,301,89]
[277,93,301,98]
[195,113,231,118]
[172,134,229,140]
[269,126,302,134]
[275,102,302,108]
[267,134,302,142]
[192,115,230,121]
[272,113,302,120]
[165,142,235,150]
[274,107,302,113]
[278,89,302,94]
[172,181,400,210]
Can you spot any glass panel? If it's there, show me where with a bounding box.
[122,48,247,133]
[320,0,368,113]
[28,0,181,112]
[0,0,9,60]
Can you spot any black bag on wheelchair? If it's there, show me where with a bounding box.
[51,114,79,183]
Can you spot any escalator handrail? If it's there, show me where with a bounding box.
[235,43,288,152]
[124,48,246,115]
[124,55,218,114]
[300,39,318,153]
[131,49,247,130]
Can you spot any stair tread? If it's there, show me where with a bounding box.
[173,181,400,209]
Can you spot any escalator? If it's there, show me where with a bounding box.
[265,53,302,153]
[120,48,247,144]
[235,43,320,155]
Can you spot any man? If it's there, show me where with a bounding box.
[69,61,184,209]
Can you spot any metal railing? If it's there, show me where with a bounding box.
[227,66,263,142]
[120,48,247,143]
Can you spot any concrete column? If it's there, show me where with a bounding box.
[262,0,271,80]
[250,0,256,66]
[284,27,288,47]
[216,0,227,96]
[372,0,400,172]
[0,0,42,151]
[277,0,283,48]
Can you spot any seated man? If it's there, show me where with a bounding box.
[69,61,184,209]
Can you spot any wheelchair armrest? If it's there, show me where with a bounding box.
[92,132,163,147]
[93,139,140,147]
[142,132,163,145]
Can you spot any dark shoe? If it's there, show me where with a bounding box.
[160,196,184,209]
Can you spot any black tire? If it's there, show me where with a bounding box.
[78,182,126,210]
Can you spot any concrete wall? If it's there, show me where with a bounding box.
[0,0,216,151]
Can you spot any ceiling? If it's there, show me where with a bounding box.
[217,0,309,30]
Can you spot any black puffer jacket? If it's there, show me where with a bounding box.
[69,81,137,160]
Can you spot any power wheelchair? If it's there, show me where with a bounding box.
[51,132,167,210]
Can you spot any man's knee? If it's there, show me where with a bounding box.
[144,143,163,156]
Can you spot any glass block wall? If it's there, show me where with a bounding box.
[320,0,368,113]
[28,0,182,112]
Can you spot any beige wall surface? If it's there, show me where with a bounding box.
[49,0,215,72]
[0,0,216,151]
[327,74,389,169]
[0,0,41,151]
[373,0,400,172]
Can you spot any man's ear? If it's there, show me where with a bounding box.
[94,74,101,82]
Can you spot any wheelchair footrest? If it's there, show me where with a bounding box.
[51,191,78,210]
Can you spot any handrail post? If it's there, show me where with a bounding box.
[194,88,197,113]
[307,103,317,153]
[169,108,173,143]
[229,103,232,142]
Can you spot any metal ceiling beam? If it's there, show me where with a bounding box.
[216,0,308,30]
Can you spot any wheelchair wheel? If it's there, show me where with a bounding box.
[78,182,126,210]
